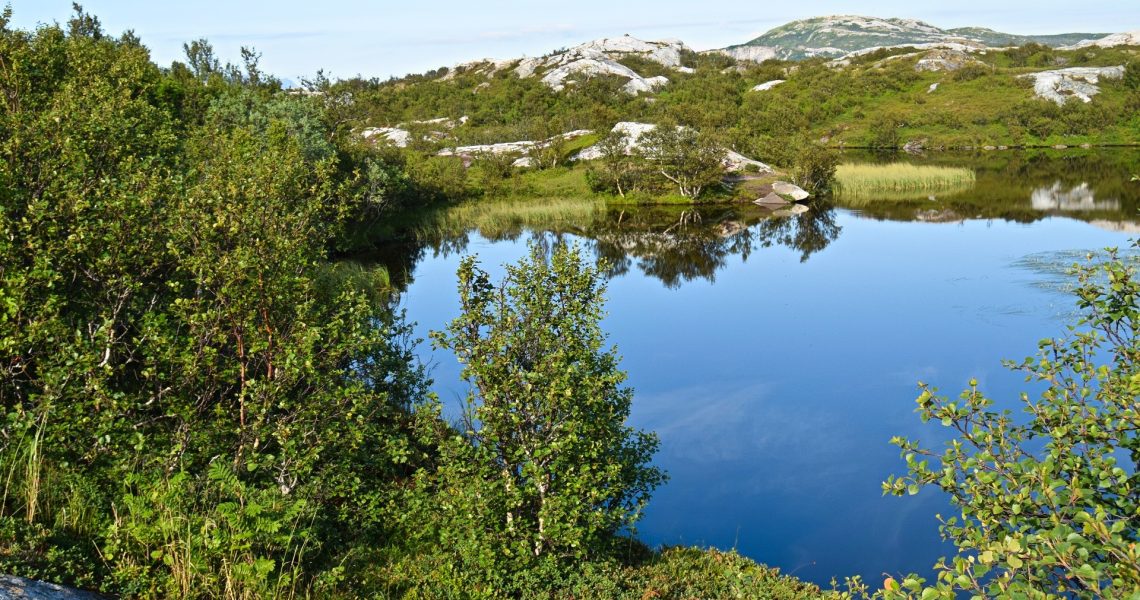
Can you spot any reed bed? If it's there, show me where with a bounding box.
[834,163,976,203]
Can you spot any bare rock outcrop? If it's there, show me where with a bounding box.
[750,80,786,92]
[441,59,517,81]
[1019,66,1124,104]
[915,48,982,71]
[709,46,779,63]
[361,127,411,147]
[361,117,468,148]
[513,36,688,94]
[1061,31,1140,50]
[437,130,594,158]
[621,75,670,95]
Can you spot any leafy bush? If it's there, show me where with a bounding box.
[0,10,426,596]
[585,130,641,196]
[416,242,665,593]
[866,115,902,149]
[951,63,990,82]
[1124,62,1140,90]
[884,245,1140,598]
[791,140,839,195]
[428,240,665,558]
[637,122,727,198]
[405,153,471,200]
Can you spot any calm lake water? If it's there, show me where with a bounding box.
[380,150,1140,585]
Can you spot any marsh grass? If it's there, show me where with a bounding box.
[835,163,976,203]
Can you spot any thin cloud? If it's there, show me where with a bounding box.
[476,23,578,41]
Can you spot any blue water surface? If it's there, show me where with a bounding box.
[391,154,1139,586]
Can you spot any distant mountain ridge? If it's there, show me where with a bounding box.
[722,15,1108,61]
[426,15,1133,97]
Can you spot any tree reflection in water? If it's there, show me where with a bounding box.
[590,203,841,287]
[380,200,843,290]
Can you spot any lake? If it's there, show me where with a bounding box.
[378,150,1140,586]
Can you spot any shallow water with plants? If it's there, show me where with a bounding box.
[376,150,1140,586]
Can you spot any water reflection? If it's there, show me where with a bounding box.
[397,201,843,289]
[1030,181,1120,212]
[593,204,841,287]
[838,149,1140,224]
[361,150,1139,293]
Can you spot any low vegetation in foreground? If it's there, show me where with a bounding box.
[1,6,1138,599]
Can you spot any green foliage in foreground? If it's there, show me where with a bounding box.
[0,7,426,596]
[352,544,838,599]
[0,11,840,598]
[884,245,1140,598]
[8,5,1140,598]
[414,242,665,589]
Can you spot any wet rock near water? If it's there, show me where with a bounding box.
[0,575,103,600]
[903,140,926,154]
[751,182,811,206]
[754,191,791,207]
[772,181,811,201]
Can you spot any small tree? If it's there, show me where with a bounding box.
[884,245,1140,598]
[430,242,664,563]
[638,122,726,198]
[791,139,838,196]
[585,129,638,196]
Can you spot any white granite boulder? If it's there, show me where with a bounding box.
[750,80,786,92]
[1019,66,1124,104]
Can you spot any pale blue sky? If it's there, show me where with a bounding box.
[9,1,1138,81]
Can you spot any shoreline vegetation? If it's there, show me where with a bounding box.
[833,163,977,200]
[2,5,1139,598]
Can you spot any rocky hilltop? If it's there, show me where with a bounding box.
[719,15,1108,61]
[438,18,1134,90]
[445,35,691,94]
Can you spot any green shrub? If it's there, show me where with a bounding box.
[405,153,471,200]
[410,242,665,594]
[792,141,839,195]
[951,63,990,82]
[0,11,427,596]
[1124,62,1140,90]
[867,115,901,149]
[885,244,1140,598]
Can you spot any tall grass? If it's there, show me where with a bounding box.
[0,406,51,525]
[834,163,976,203]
